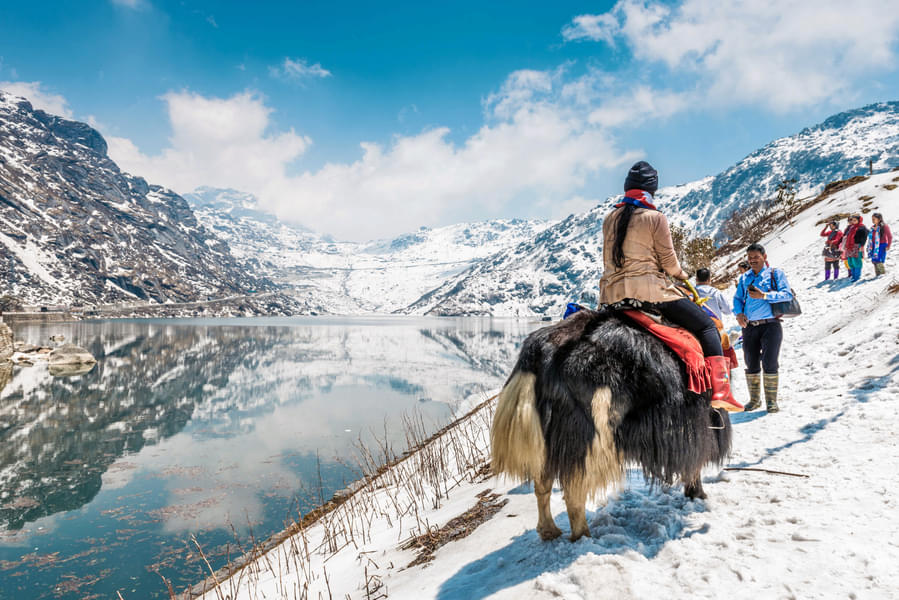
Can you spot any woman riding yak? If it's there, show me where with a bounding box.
[599,161,742,412]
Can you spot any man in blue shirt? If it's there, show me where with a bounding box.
[732,243,794,412]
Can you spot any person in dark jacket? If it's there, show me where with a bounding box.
[820,221,843,280]
[842,214,866,281]
[867,212,892,276]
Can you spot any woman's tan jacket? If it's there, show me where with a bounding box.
[599,206,690,304]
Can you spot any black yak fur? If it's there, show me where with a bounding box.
[490,307,731,541]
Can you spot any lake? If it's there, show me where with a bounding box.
[0,316,539,599]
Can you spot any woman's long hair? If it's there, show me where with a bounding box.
[612,203,637,269]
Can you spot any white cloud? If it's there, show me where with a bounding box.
[269,58,331,81]
[0,81,72,117]
[106,90,310,196]
[108,82,636,241]
[588,85,693,127]
[562,13,620,44]
[562,0,899,112]
[484,68,559,120]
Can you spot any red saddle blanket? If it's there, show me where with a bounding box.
[621,309,713,395]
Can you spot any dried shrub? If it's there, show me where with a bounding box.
[717,197,780,255]
[816,176,868,201]
[671,226,716,274]
[883,184,897,191]
[0,295,23,313]
[684,237,716,273]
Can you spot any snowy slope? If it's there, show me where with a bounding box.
[407,102,899,317]
[200,170,899,599]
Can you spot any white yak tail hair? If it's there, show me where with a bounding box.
[490,371,545,481]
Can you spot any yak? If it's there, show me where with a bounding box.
[490,307,732,541]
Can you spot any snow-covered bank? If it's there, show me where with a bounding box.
[199,173,899,599]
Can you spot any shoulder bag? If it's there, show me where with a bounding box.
[769,268,801,317]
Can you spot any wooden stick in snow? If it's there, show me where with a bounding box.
[724,467,809,478]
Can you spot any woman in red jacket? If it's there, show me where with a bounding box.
[820,220,843,280]
[842,214,866,281]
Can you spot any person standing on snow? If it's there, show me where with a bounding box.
[732,243,794,413]
[867,212,892,276]
[842,214,866,281]
[600,161,742,412]
[694,268,732,321]
[820,221,843,280]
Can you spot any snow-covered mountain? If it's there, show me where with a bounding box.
[184,186,552,314]
[0,91,279,309]
[656,101,899,236]
[408,101,899,317]
[405,204,610,316]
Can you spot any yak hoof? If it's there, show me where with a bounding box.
[684,479,707,500]
[569,527,591,542]
[538,523,563,541]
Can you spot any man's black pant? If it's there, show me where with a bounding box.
[741,320,783,374]
[655,297,722,357]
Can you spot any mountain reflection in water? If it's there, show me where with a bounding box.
[0,316,537,599]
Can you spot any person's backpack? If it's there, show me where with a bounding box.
[853,225,869,246]
[769,268,801,318]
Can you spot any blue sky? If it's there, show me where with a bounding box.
[2,0,899,240]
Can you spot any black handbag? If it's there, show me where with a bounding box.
[769,268,801,317]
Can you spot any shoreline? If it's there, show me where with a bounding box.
[183,392,499,599]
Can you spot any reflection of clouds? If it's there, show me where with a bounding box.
[100,460,140,491]
[0,508,64,547]
[128,380,452,535]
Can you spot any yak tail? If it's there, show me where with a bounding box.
[490,371,545,481]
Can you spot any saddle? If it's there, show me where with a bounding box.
[619,309,738,395]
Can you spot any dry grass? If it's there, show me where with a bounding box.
[401,489,507,568]
[815,176,869,202]
[176,394,500,600]
[883,184,897,191]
